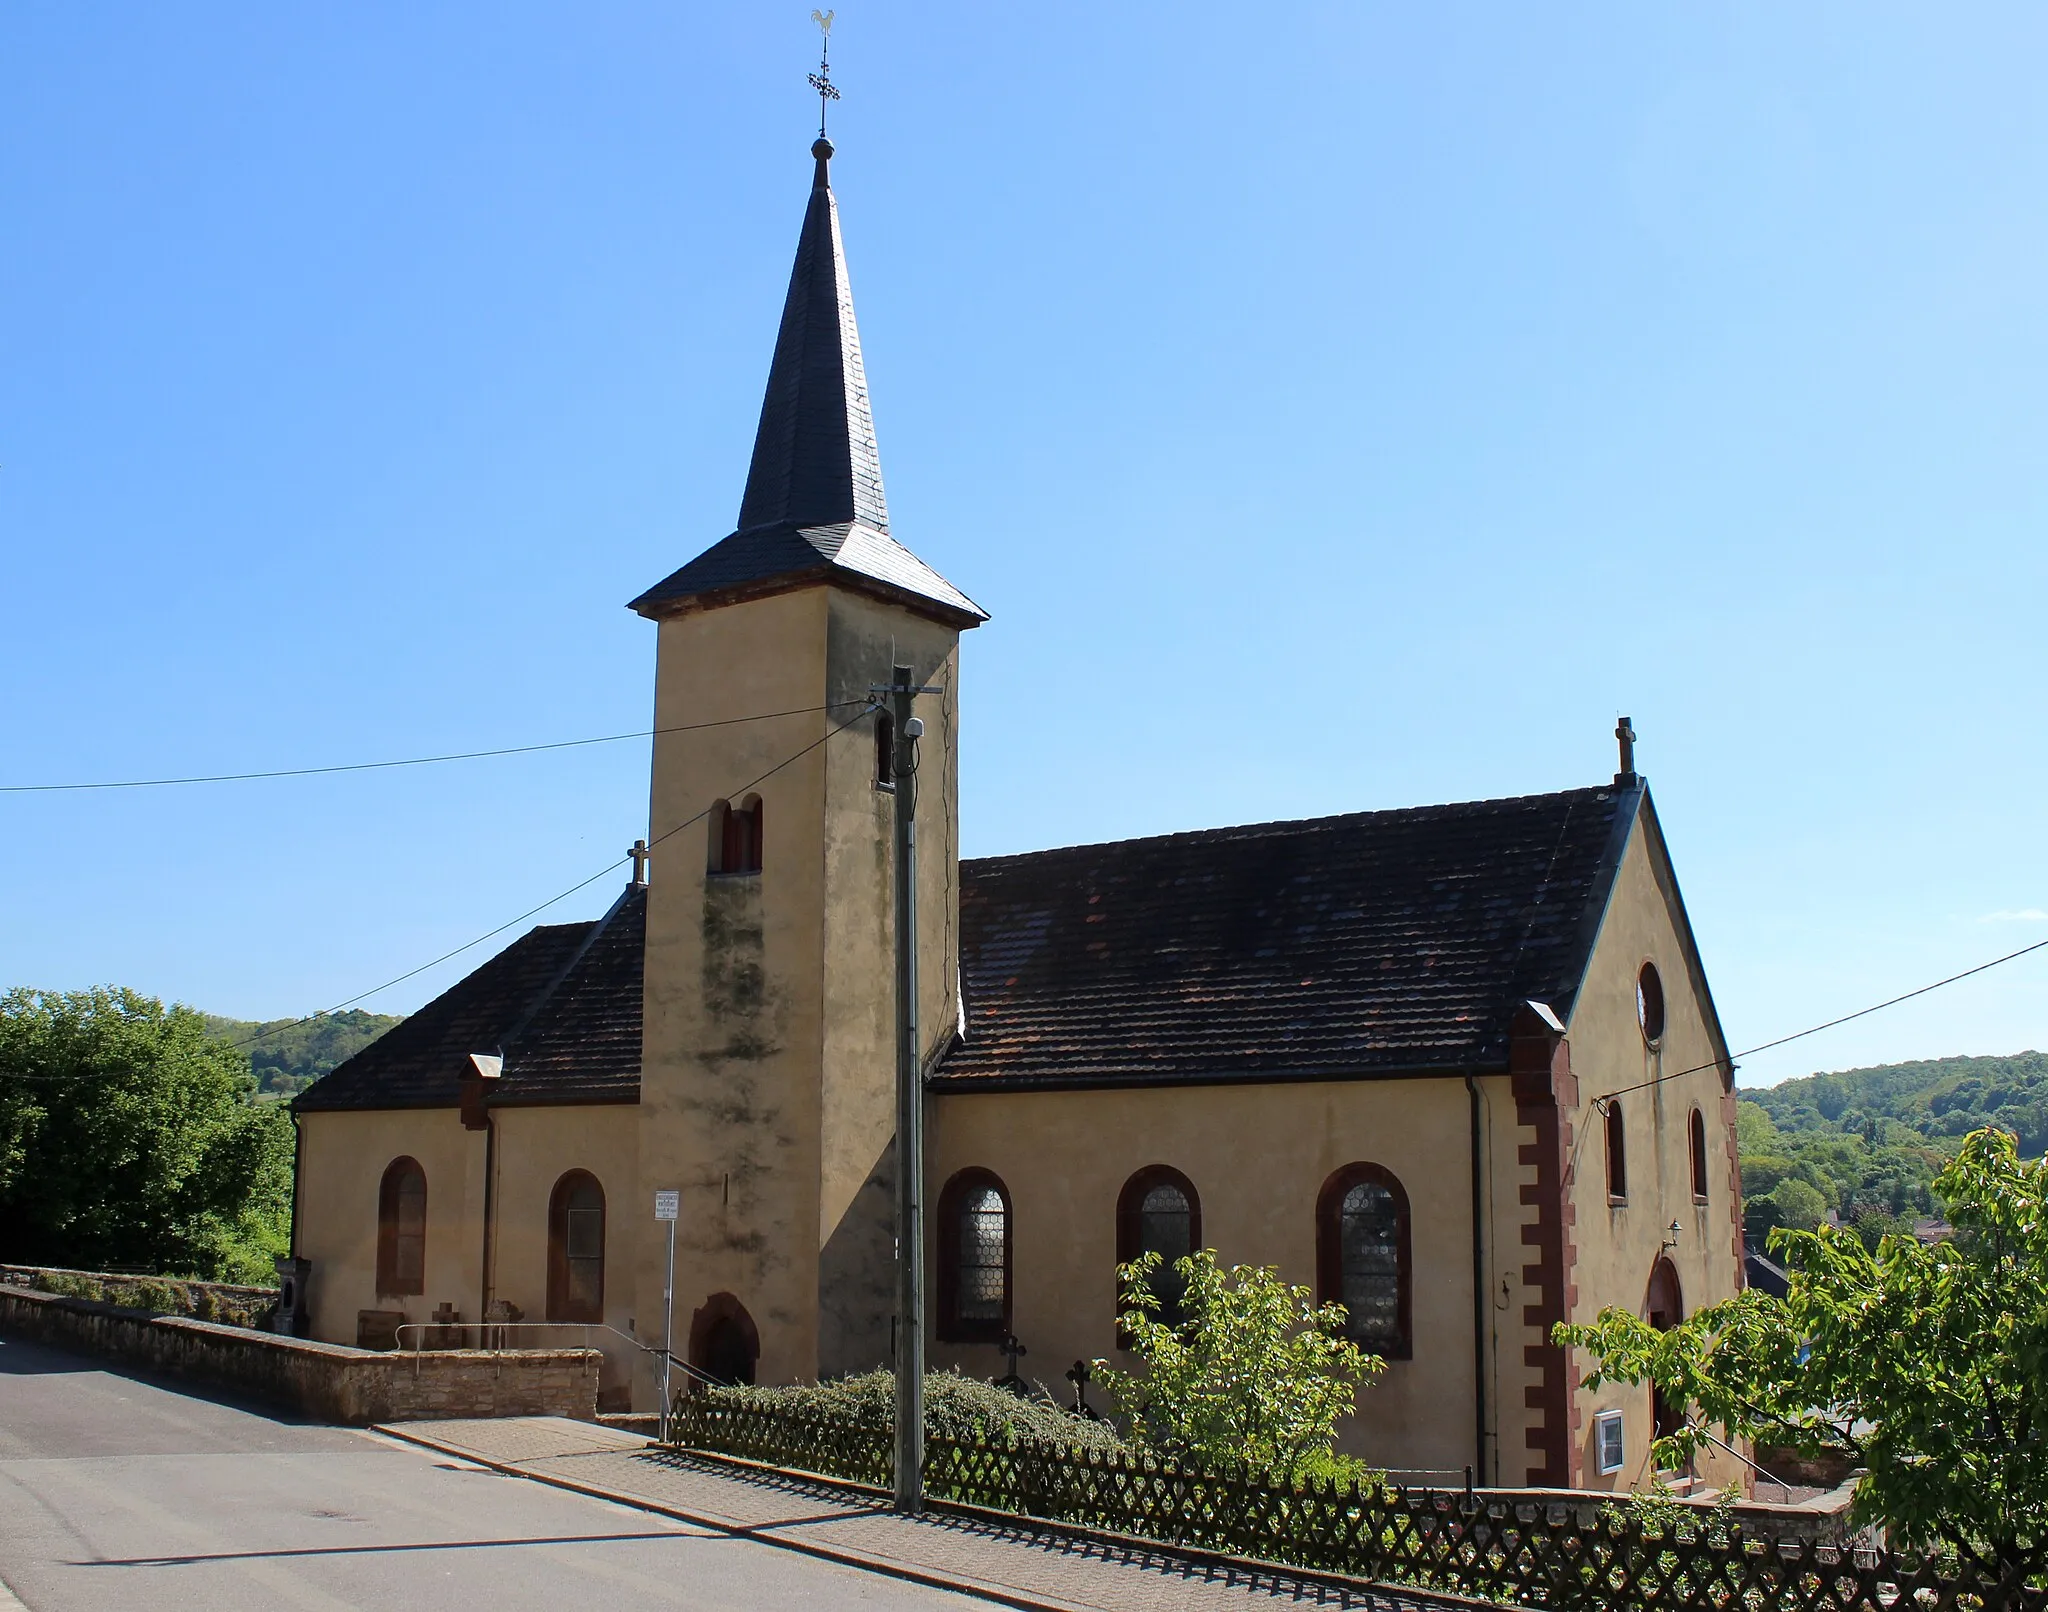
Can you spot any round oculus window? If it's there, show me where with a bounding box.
[1637,962,1666,1045]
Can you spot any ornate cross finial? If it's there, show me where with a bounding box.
[629,838,650,887]
[1615,715,1638,785]
[808,10,840,138]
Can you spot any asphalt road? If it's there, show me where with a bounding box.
[0,1334,976,1611]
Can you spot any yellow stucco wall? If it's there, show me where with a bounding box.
[1559,804,1745,1494]
[816,588,961,1378]
[928,1077,1499,1477]
[638,586,831,1390]
[294,1105,643,1398]
[295,1107,483,1346]
[635,581,962,1394]
[485,1103,641,1402]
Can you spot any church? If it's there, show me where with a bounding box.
[290,135,1748,1495]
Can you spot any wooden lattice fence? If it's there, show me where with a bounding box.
[664,1400,2042,1612]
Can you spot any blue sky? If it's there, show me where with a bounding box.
[3,3,2044,1088]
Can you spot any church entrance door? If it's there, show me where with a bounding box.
[688,1292,760,1388]
[1645,1258,1684,1442]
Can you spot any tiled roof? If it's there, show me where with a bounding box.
[294,885,644,1113]
[632,520,984,626]
[932,785,1639,1092]
[296,786,1641,1112]
[629,141,983,628]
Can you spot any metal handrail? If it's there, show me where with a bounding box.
[389,1319,722,1390]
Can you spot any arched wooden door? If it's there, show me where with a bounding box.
[1645,1258,1684,1440]
[688,1292,759,1388]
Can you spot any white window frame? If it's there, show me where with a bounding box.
[1594,1409,1626,1475]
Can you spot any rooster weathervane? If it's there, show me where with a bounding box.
[808,10,840,138]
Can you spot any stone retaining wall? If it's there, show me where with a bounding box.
[0,1263,279,1328]
[0,1283,598,1425]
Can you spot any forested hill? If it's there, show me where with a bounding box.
[1747,1051,2048,1155]
[203,1010,402,1096]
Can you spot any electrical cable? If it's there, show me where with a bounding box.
[0,702,867,794]
[0,702,881,1078]
[1586,935,2048,1111]
[217,699,880,1047]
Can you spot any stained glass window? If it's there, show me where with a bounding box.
[1338,1180,1402,1353]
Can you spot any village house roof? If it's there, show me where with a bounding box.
[294,885,644,1114]
[932,783,1641,1093]
[298,783,1652,1112]
[628,140,984,630]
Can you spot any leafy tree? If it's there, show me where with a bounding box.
[1560,1128,2048,1600]
[1750,1175,1828,1238]
[1850,1206,1914,1253]
[1092,1249,1381,1479]
[1749,1051,2048,1157]
[203,1008,399,1096]
[0,987,291,1283]
[1736,1096,1950,1240]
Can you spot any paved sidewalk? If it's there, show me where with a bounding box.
[377,1418,1498,1612]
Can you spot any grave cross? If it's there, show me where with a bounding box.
[994,1332,1029,1396]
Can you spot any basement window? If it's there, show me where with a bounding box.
[1595,1410,1625,1475]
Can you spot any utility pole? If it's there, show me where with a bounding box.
[882,663,938,1514]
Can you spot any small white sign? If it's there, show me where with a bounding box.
[654,1190,680,1222]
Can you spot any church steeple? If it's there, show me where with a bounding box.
[630,141,984,629]
[736,137,889,536]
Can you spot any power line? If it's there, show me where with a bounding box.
[0,702,881,1079]
[1589,935,2048,1110]
[214,700,878,1050]
[0,702,866,794]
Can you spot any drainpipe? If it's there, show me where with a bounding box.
[287,1110,303,1257]
[1466,1070,1488,1484]
[480,1114,498,1320]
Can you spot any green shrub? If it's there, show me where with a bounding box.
[123,1279,184,1313]
[30,1271,104,1302]
[698,1369,1124,1453]
[1291,1447,1386,1490]
[1094,1250,1380,1481]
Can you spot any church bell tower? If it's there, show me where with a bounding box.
[628,138,985,1389]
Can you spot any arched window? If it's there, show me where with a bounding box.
[1605,1100,1628,1200]
[547,1170,606,1323]
[937,1169,1010,1344]
[707,799,729,872]
[376,1157,427,1298]
[707,796,764,875]
[1116,1166,1201,1335]
[724,794,763,874]
[874,710,896,790]
[1689,1107,1710,1201]
[1316,1163,1411,1359]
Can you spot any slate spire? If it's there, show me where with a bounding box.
[738,138,889,535]
[630,140,983,627]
